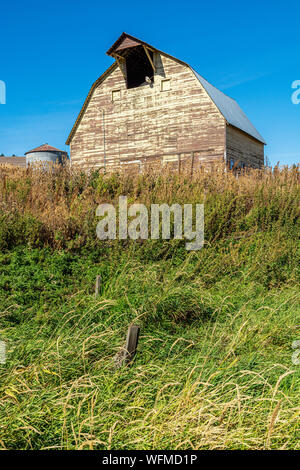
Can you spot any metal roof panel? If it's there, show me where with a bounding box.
[192,70,266,144]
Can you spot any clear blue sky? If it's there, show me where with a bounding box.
[1,0,299,165]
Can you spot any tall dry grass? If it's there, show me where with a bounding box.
[0,162,299,250]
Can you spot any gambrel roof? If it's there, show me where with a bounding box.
[193,71,265,144]
[66,33,265,145]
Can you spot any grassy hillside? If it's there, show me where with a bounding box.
[0,164,299,449]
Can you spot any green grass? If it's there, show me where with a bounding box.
[0,166,299,449]
[0,235,299,449]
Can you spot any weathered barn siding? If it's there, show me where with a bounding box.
[70,54,226,172]
[0,156,26,167]
[226,125,264,168]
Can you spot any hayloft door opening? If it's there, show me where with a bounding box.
[125,46,154,89]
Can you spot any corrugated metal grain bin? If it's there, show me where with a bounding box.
[25,144,68,167]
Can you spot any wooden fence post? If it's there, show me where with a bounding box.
[95,275,101,298]
[123,325,140,365]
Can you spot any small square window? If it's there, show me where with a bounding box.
[112,90,121,101]
[161,79,171,92]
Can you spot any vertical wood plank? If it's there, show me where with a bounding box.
[95,275,101,298]
[123,325,140,365]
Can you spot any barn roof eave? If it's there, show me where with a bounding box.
[65,62,117,145]
[106,32,186,64]
[226,123,267,146]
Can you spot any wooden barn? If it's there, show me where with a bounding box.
[66,33,266,172]
[0,155,26,167]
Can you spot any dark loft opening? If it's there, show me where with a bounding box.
[125,46,154,89]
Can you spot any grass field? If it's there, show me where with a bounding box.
[0,164,299,449]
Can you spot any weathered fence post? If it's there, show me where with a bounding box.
[95,275,101,298]
[123,325,140,366]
